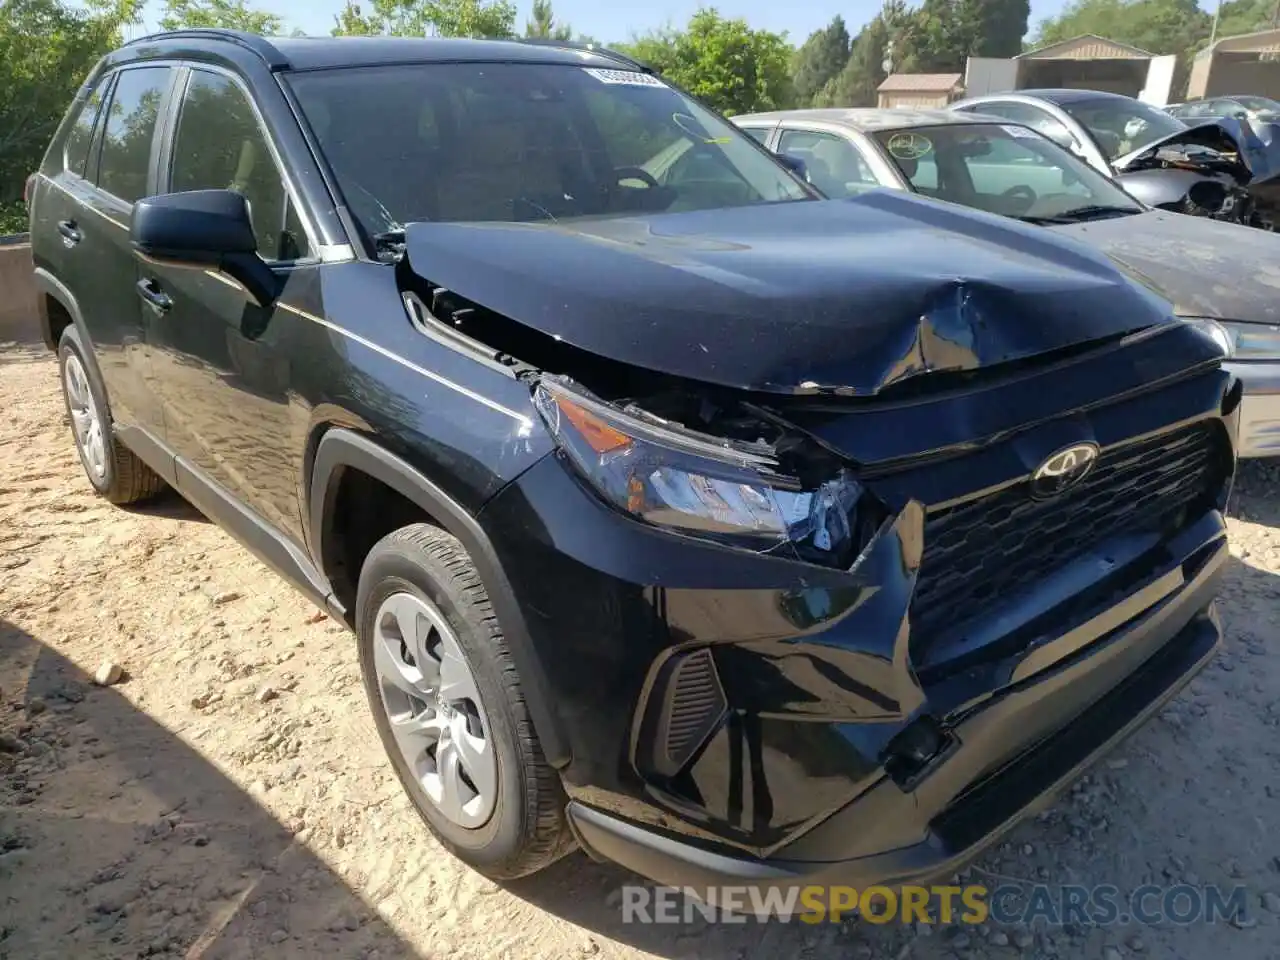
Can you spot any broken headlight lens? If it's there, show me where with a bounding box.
[1189,318,1280,360]
[533,379,865,565]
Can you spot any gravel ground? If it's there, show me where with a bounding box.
[2,342,1279,960]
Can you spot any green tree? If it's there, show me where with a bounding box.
[817,16,891,107]
[332,2,382,35]
[1030,0,1210,53]
[900,0,1029,72]
[0,0,141,229]
[331,0,515,37]
[1207,0,1277,41]
[791,16,851,106]
[622,7,794,116]
[525,0,571,40]
[815,0,911,107]
[160,0,282,33]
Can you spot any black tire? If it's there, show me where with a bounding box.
[56,325,165,505]
[356,523,572,879]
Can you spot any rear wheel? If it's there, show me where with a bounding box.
[356,523,572,878]
[57,326,165,505]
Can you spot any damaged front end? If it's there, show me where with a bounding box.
[474,320,1236,868]
[1113,121,1278,229]
[384,195,1236,873]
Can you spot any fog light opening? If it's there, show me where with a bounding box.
[884,715,956,789]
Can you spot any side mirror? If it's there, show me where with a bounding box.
[775,152,808,180]
[131,190,278,308]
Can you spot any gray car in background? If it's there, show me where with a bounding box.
[734,107,1280,457]
[1168,95,1280,135]
[948,89,1276,228]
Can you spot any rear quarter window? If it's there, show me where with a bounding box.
[63,83,107,177]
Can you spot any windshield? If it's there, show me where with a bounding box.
[1233,95,1280,114]
[287,63,810,238]
[872,122,1142,221]
[1060,96,1187,161]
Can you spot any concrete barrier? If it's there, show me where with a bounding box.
[0,236,40,345]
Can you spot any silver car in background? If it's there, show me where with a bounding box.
[734,107,1280,457]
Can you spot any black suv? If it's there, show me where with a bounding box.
[29,30,1238,893]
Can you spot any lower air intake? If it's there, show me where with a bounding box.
[646,648,728,778]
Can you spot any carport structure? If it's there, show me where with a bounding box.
[1187,28,1280,100]
[965,34,1178,104]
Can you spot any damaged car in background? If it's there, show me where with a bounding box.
[734,107,1280,458]
[951,89,1279,228]
[31,31,1240,895]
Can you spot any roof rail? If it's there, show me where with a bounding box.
[518,38,653,74]
[123,28,290,70]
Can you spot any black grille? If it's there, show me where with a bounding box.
[910,423,1225,649]
[660,648,726,773]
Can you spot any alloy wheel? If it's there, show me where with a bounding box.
[372,591,498,828]
[63,353,107,483]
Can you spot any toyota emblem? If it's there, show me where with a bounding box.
[1030,442,1099,499]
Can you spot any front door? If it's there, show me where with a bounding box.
[141,66,314,535]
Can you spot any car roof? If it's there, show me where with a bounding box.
[989,88,1134,104]
[734,107,1011,133]
[120,29,638,73]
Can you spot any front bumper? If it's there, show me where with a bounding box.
[569,547,1224,894]
[1226,360,1280,457]
[477,358,1234,892]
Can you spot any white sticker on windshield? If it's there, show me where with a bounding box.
[583,68,666,87]
[1003,124,1038,139]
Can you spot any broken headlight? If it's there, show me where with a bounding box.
[1190,318,1280,360]
[533,379,865,565]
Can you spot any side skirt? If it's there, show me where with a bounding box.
[116,423,339,618]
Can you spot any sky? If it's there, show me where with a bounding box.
[127,0,1084,46]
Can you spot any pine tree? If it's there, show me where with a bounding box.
[791,16,852,106]
[524,0,571,40]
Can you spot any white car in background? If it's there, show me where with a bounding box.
[734,106,1280,457]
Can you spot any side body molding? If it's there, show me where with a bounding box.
[308,428,571,768]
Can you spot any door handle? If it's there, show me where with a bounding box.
[136,278,172,314]
[57,219,82,247]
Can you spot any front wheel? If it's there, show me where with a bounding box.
[355,523,572,879]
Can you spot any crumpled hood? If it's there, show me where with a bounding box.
[1053,209,1280,324]
[403,191,1175,395]
[1113,120,1253,182]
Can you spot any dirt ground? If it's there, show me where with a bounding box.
[2,341,1280,960]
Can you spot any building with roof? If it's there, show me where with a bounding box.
[1187,28,1280,100]
[876,72,964,109]
[964,33,1178,104]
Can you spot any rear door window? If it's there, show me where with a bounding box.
[97,66,173,203]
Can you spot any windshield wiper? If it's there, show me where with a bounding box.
[1017,204,1140,225]
[373,229,407,263]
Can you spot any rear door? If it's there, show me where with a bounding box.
[59,65,176,438]
[33,75,109,305]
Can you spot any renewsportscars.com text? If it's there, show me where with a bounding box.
[619,883,1251,926]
